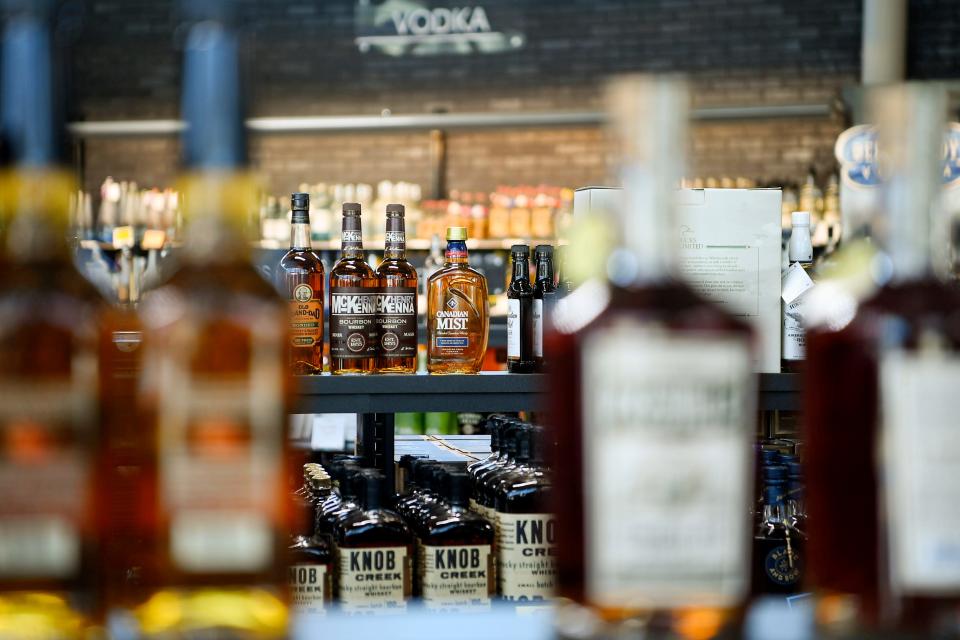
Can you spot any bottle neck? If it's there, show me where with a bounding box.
[512,256,529,282]
[536,257,554,288]
[179,171,256,264]
[341,215,364,259]
[618,164,676,285]
[385,217,406,260]
[445,239,468,265]
[763,503,785,524]
[788,224,812,263]
[291,212,311,249]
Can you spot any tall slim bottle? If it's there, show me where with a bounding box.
[0,7,106,634]
[329,203,378,374]
[804,83,960,635]
[551,76,756,634]
[533,245,557,371]
[135,11,290,637]
[376,204,418,373]
[278,192,325,375]
[507,245,536,373]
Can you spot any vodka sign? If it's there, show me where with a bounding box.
[355,0,525,56]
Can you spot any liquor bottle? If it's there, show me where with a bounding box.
[135,11,290,636]
[551,76,756,632]
[0,7,106,633]
[533,245,557,371]
[419,472,495,611]
[336,471,413,614]
[467,415,505,512]
[507,245,536,373]
[751,482,804,595]
[475,420,524,524]
[278,192,325,375]
[804,84,960,634]
[376,204,418,373]
[426,227,490,374]
[288,467,333,616]
[494,426,555,605]
[782,210,814,372]
[329,203,378,374]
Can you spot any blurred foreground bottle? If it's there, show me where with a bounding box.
[804,83,960,636]
[551,76,756,638]
[135,7,291,637]
[0,4,106,636]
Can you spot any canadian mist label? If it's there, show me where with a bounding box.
[338,546,409,614]
[376,287,417,357]
[421,544,492,610]
[289,563,327,614]
[330,287,378,359]
[496,513,556,602]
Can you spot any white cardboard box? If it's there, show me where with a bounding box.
[573,186,783,373]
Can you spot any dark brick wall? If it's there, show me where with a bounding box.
[65,0,957,196]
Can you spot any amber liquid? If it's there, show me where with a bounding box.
[549,282,754,636]
[804,279,960,633]
[329,253,378,375]
[376,256,418,374]
[426,242,489,374]
[278,239,325,375]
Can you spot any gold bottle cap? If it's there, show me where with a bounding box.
[446,226,468,241]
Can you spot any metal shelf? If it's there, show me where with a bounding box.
[294,371,547,414]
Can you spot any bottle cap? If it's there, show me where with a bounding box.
[291,192,309,211]
[343,202,362,216]
[534,244,553,258]
[513,424,532,463]
[386,203,405,216]
[791,211,811,226]
[446,226,468,241]
[511,244,530,256]
[764,485,785,507]
[444,472,470,507]
[360,470,384,510]
[759,449,780,465]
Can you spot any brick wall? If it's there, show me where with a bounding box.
[65,0,956,196]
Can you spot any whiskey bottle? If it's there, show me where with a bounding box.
[278,192,325,375]
[467,415,506,513]
[336,471,413,614]
[474,419,524,523]
[507,245,536,373]
[751,476,804,595]
[494,426,556,605]
[376,204,418,373]
[427,227,490,374]
[782,210,814,372]
[0,8,107,633]
[533,245,557,371]
[288,468,333,616]
[804,84,960,634]
[551,76,756,632]
[330,203,378,374]
[419,472,495,611]
[135,12,290,636]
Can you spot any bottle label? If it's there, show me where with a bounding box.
[881,351,960,592]
[507,299,520,358]
[290,283,323,347]
[421,544,493,611]
[533,299,544,358]
[341,229,362,250]
[581,324,754,608]
[338,546,409,613]
[330,286,378,359]
[0,357,98,579]
[432,296,472,355]
[376,286,417,358]
[289,563,328,614]
[782,296,807,361]
[764,543,802,586]
[385,230,405,252]
[495,512,556,602]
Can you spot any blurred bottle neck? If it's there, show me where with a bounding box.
[445,239,469,266]
[179,171,255,265]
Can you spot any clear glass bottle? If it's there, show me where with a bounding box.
[507,245,536,373]
[426,227,489,374]
[782,210,814,372]
[329,203,378,374]
[804,83,960,635]
[376,204,418,373]
[278,192,325,375]
[551,76,756,635]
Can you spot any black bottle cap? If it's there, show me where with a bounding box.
[342,202,362,216]
[386,203,405,216]
[444,472,470,508]
[514,426,532,463]
[501,421,521,458]
[291,192,309,211]
[529,425,547,465]
[534,245,553,258]
[511,244,530,256]
[414,461,437,488]
[341,469,364,500]
[360,470,384,510]
[429,465,449,493]
[485,415,504,452]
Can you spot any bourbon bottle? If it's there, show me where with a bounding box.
[329,203,378,374]
[278,192,325,375]
[507,245,536,373]
[804,83,960,635]
[135,14,290,637]
[0,8,107,633]
[376,204,418,373]
[426,227,490,374]
[551,76,756,634]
